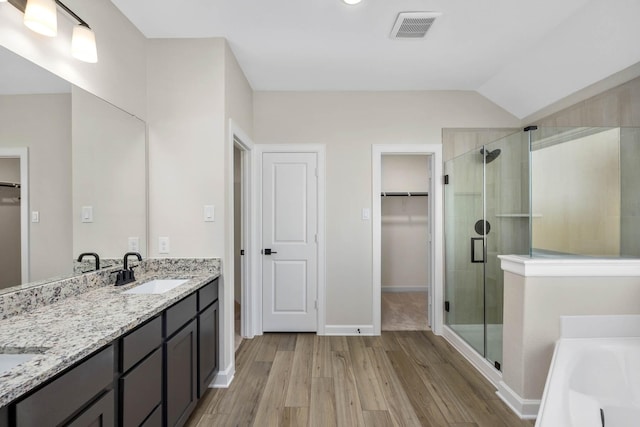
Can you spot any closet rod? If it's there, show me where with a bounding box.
[381,192,428,197]
[0,182,21,189]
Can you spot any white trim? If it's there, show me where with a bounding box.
[442,326,502,386]
[372,144,443,336]
[499,255,640,277]
[0,147,29,284]
[229,121,256,339]
[381,286,428,293]
[254,144,326,335]
[323,325,374,336]
[496,381,540,420]
[209,363,235,388]
[225,120,254,391]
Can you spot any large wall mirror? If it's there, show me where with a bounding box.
[0,46,147,293]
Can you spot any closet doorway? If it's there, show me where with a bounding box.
[380,154,430,331]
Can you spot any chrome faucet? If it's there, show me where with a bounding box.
[77,252,100,271]
[115,252,142,286]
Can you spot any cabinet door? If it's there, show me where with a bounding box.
[198,300,218,397]
[120,348,162,427]
[66,390,114,427]
[16,345,114,427]
[165,320,197,427]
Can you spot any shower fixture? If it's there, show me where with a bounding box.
[480,148,501,164]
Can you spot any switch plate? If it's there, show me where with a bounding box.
[362,208,370,220]
[204,205,215,222]
[31,211,39,223]
[128,237,139,252]
[159,237,170,254]
[81,206,93,223]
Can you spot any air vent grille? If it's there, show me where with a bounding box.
[391,12,441,39]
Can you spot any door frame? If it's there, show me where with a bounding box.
[254,144,326,335]
[0,147,29,284]
[372,144,443,335]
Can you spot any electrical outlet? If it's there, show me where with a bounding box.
[159,237,170,254]
[31,211,39,223]
[128,237,139,252]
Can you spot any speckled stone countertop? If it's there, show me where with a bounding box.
[0,259,220,407]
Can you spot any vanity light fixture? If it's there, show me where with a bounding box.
[342,0,362,5]
[10,0,98,63]
[71,23,97,63]
[23,0,57,37]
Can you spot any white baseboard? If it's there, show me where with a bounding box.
[496,381,540,420]
[209,363,235,388]
[381,286,428,293]
[323,325,375,335]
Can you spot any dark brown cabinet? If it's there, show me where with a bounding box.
[15,345,114,427]
[119,315,163,427]
[165,319,197,427]
[67,390,115,427]
[198,299,219,397]
[3,278,219,427]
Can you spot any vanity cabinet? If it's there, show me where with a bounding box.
[164,294,198,427]
[164,278,219,427]
[119,315,163,427]
[14,345,114,427]
[197,279,219,397]
[2,277,219,427]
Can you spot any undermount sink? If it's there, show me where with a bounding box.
[0,348,48,375]
[122,279,189,295]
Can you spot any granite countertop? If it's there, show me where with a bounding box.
[0,271,219,407]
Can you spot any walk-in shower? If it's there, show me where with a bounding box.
[444,126,640,371]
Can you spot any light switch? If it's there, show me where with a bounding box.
[128,237,139,252]
[204,205,215,222]
[31,211,39,223]
[362,208,370,220]
[159,237,170,254]
[81,206,93,223]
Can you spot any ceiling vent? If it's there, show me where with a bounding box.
[390,12,441,39]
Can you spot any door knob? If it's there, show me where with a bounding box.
[263,248,278,255]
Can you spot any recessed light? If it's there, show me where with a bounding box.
[343,0,362,5]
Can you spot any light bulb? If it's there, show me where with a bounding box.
[24,0,58,37]
[72,24,98,63]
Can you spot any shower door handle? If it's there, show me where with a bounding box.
[471,237,485,263]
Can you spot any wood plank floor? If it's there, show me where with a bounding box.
[186,331,535,427]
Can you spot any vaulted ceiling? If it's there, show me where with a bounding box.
[112,0,640,119]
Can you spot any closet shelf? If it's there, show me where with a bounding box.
[381,192,428,197]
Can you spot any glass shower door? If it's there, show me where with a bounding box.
[483,131,530,368]
[444,148,486,357]
[445,130,529,370]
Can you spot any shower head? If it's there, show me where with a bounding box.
[480,148,501,164]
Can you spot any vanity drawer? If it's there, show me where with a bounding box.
[198,279,219,311]
[165,293,197,337]
[15,345,114,427]
[120,348,162,427]
[121,315,162,373]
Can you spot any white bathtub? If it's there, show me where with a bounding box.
[536,337,640,427]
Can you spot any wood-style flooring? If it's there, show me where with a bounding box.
[186,331,535,427]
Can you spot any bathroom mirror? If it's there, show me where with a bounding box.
[0,46,147,293]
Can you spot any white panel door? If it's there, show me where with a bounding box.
[262,152,318,331]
